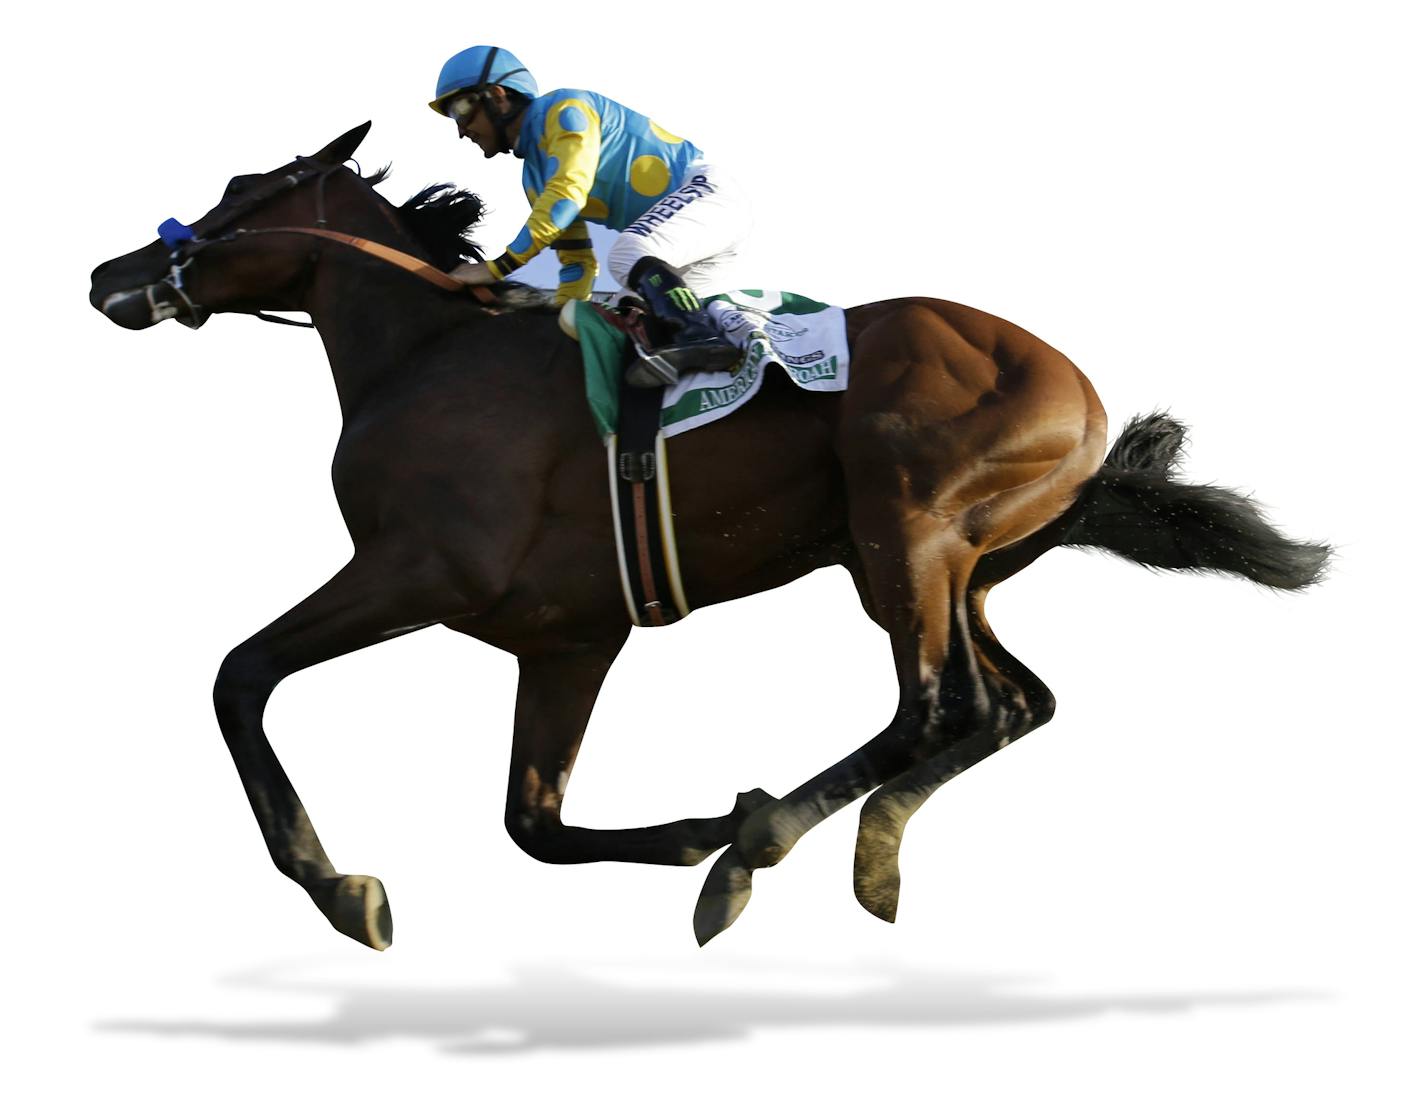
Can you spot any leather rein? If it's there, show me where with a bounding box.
[152,158,497,329]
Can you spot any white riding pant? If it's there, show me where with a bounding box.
[606,160,752,298]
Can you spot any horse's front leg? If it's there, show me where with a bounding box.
[504,643,773,866]
[213,542,472,950]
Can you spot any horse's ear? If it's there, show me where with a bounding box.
[310,121,372,166]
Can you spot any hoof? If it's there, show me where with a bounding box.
[316,874,393,950]
[852,854,901,924]
[693,847,754,946]
[854,797,905,923]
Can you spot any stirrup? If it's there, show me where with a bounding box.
[626,341,680,388]
[625,338,742,388]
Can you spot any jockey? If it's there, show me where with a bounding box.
[431,45,750,375]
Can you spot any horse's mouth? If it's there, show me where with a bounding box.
[97,288,161,330]
[96,285,207,330]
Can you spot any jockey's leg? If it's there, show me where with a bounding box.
[606,162,751,295]
[627,255,730,352]
[607,161,751,381]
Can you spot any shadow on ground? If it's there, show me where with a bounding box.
[95,961,1321,1054]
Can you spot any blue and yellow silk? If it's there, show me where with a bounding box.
[483,89,703,302]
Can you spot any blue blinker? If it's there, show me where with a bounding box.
[158,218,196,248]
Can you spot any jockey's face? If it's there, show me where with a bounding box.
[452,87,512,159]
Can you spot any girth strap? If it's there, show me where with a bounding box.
[608,374,690,627]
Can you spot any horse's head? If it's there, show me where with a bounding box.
[89,122,485,332]
[89,122,376,330]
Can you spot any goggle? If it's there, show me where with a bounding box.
[444,93,482,123]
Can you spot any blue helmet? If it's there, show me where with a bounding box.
[429,46,538,113]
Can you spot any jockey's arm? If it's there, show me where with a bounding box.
[551,220,598,304]
[484,98,602,283]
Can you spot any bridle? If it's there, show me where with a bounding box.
[151,157,494,329]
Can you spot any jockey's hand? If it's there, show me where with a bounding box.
[447,262,498,287]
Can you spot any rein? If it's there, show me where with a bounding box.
[217,227,499,326]
[234,227,488,292]
[153,160,496,328]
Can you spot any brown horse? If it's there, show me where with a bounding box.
[88,123,1327,951]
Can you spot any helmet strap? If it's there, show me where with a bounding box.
[472,89,512,154]
[470,49,528,154]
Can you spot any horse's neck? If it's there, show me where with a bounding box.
[305,248,466,420]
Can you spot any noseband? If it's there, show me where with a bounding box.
[151,159,494,329]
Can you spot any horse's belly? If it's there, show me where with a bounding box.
[475,379,846,648]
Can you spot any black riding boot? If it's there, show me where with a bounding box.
[626,256,739,387]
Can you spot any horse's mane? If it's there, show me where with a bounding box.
[349,166,559,310]
[365,166,486,268]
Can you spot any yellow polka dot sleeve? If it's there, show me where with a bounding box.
[485,98,603,279]
[551,219,597,304]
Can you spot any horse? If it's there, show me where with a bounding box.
[88,123,1328,951]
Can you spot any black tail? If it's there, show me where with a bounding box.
[1061,412,1330,589]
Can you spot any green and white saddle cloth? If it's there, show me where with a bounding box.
[566,289,849,439]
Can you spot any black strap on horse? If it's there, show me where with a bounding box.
[604,307,689,627]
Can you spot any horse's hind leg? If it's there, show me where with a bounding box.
[213,543,470,950]
[854,586,1057,921]
[695,300,1106,943]
[694,488,984,943]
[503,645,774,866]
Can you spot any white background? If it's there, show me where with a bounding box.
[5,1,1419,1090]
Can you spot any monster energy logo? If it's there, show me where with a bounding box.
[668,287,700,312]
